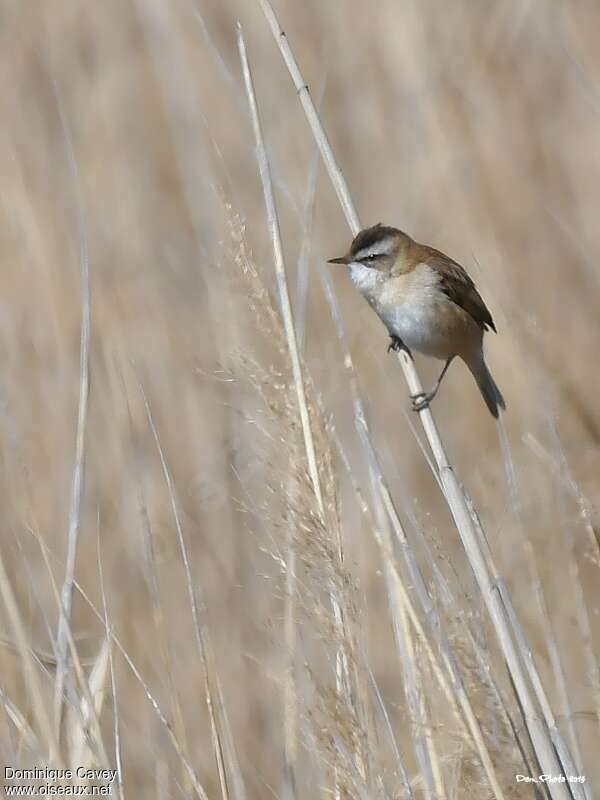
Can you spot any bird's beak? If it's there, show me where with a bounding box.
[327,255,349,265]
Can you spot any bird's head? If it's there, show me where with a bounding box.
[328,223,410,274]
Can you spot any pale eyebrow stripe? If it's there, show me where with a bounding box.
[354,238,393,260]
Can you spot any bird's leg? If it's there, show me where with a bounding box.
[411,356,455,412]
[388,335,412,357]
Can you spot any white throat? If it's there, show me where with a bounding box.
[348,262,385,296]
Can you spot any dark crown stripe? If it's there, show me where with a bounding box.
[350,224,402,257]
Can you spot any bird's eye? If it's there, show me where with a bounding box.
[363,254,378,262]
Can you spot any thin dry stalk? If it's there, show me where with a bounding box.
[66,638,109,768]
[134,0,221,250]
[430,554,538,782]
[499,581,586,800]
[372,496,445,800]
[36,532,110,768]
[462,495,587,800]
[295,91,322,351]
[367,668,414,799]
[499,430,585,780]
[0,546,60,762]
[371,488,504,794]
[237,25,323,519]
[98,533,125,800]
[523,433,600,574]
[282,525,298,800]
[121,369,190,793]
[282,135,320,800]
[52,75,92,741]
[0,688,39,754]
[377,483,508,800]
[551,428,600,739]
[69,578,209,800]
[255,4,577,796]
[140,382,246,800]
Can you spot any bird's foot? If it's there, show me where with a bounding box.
[388,336,411,356]
[410,390,435,413]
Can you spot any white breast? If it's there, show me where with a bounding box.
[377,263,455,359]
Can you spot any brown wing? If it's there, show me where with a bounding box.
[422,246,497,332]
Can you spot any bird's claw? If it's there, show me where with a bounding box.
[388,336,409,354]
[410,391,434,412]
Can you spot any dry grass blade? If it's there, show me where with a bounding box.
[52,75,92,741]
[0,547,60,762]
[294,99,322,352]
[499,433,587,782]
[376,482,508,800]
[367,667,414,799]
[134,0,221,248]
[98,531,125,800]
[35,531,110,768]
[551,430,600,742]
[523,433,600,574]
[464,497,588,800]
[69,574,210,800]
[120,366,190,793]
[89,579,209,795]
[236,25,324,519]
[255,2,580,797]
[282,523,298,800]
[140,380,245,800]
[372,498,445,800]
[281,131,320,800]
[0,688,39,754]
[67,637,109,768]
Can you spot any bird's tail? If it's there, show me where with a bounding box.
[467,354,506,418]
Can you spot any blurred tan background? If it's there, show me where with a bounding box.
[0,0,598,796]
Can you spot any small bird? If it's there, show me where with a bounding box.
[328,224,505,417]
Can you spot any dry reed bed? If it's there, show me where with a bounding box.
[0,1,598,798]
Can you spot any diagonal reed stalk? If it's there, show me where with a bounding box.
[255,2,581,797]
